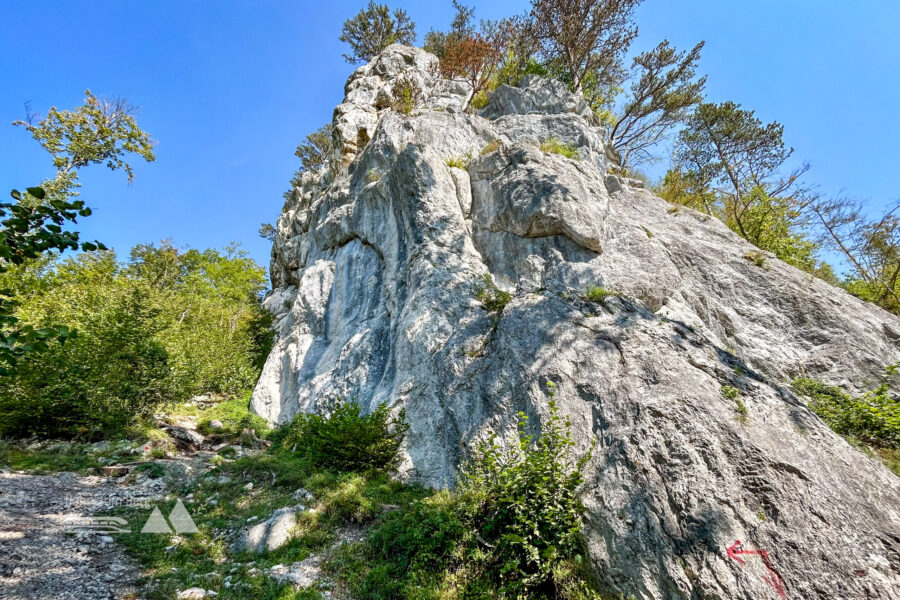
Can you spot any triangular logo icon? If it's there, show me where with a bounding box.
[168,499,199,534]
[141,506,173,534]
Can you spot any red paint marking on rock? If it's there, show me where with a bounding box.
[726,540,786,599]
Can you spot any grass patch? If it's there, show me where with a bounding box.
[167,392,269,439]
[0,441,105,473]
[743,250,768,268]
[583,285,620,304]
[721,386,747,423]
[445,154,473,169]
[540,137,580,160]
[480,140,502,156]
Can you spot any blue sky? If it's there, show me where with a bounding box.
[1,0,898,272]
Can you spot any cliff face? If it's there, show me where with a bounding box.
[253,45,900,599]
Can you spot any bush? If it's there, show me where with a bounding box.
[474,274,511,312]
[325,383,601,599]
[540,137,580,160]
[283,399,409,473]
[457,385,593,597]
[390,75,424,115]
[0,279,173,439]
[0,243,271,439]
[793,371,899,448]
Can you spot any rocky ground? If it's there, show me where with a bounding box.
[0,397,351,600]
[0,470,149,600]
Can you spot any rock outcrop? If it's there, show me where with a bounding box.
[253,44,900,599]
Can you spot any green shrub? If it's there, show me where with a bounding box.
[0,280,173,439]
[470,90,490,110]
[283,399,409,473]
[0,242,271,439]
[390,75,423,115]
[457,386,593,597]
[583,285,618,304]
[540,137,580,160]
[793,372,899,448]
[474,274,511,313]
[325,383,601,599]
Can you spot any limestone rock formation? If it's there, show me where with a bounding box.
[253,44,900,599]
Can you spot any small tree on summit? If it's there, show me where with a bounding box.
[340,1,417,64]
[529,0,642,94]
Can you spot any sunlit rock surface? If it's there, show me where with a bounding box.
[253,44,900,599]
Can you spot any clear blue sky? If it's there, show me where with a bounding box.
[2,0,898,272]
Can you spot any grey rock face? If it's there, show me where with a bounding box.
[481,74,597,124]
[254,45,900,599]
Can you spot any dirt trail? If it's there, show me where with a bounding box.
[0,470,162,600]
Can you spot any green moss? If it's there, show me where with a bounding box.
[474,274,512,313]
[0,442,104,474]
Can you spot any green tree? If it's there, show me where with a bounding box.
[608,40,706,168]
[288,123,333,193]
[2,92,156,373]
[529,0,642,94]
[660,101,822,271]
[807,196,900,312]
[340,1,416,64]
[423,0,475,59]
[0,242,272,438]
[129,242,272,396]
[13,90,155,204]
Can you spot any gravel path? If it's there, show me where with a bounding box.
[0,470,166,600]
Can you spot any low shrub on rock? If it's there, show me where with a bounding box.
[793,368,899,448]
[328,383,601,599]
[283,399,409,473]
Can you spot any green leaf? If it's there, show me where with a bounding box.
[26,187,46,199]
[81,241,98,252]
[10,189,21,201]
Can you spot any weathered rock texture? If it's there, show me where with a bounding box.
[253,44,900,599]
